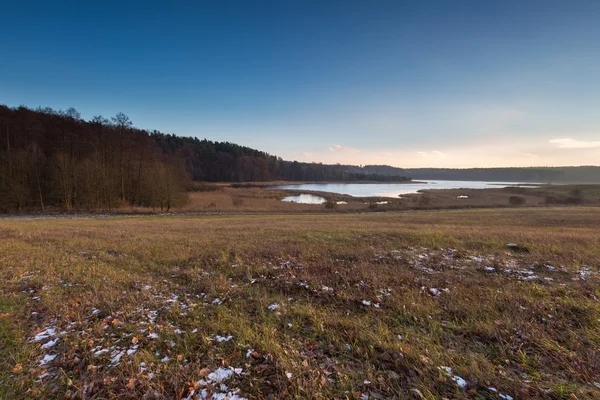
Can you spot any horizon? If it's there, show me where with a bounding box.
[2,1,599,168]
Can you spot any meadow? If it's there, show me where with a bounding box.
[0,207,599,399]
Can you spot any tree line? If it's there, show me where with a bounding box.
[150,133,410,182]
[336,164,600,183]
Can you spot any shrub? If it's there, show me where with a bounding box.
[324,200,337,209]
[508,196,526,206]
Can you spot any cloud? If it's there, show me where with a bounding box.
[301,152,313,157]
[549,138,600,149]
[328,144,359,153]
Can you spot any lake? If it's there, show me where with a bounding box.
[274,180,540,199]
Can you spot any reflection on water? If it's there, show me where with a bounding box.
[274,180,541,198]
[282,194,326,204]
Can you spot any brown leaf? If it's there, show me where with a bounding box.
[199,367,210,377]
[12,363,23,373]
[126,377,136,390]
[177,354,184,361]
[131,336,139,344]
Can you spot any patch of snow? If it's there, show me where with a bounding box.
[40,354,56,365]
[94,348,109,356]
[127,345,139,356]
[212,335,233,342]
[267,303,280,311]
[208,368,234,382]
[110,350,124,365]
[452,375,467,388]
[41,338,59,349]
[439,366,467,389]
[33,328,56,342]
[361,300,371,306]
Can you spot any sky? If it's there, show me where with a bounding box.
[1,0,599,168]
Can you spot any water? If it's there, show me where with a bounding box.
[274,180,540,199]
[281,194,327,204]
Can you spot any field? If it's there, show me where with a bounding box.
[1,208,599,399]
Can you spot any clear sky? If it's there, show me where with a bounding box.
[1,1,599,167]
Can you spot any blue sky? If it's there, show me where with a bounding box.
[1,1,599,167]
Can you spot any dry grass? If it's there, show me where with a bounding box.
[0,208,599,399]
[178,185,600,214]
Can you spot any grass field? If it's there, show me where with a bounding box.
[0,208,599,399]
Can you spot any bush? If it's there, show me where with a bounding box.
[324,200,337,209]
[367,203,378,210]
[232,196,244,206]
[508,196,526,206]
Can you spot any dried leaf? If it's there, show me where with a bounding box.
[126,377,136,390]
